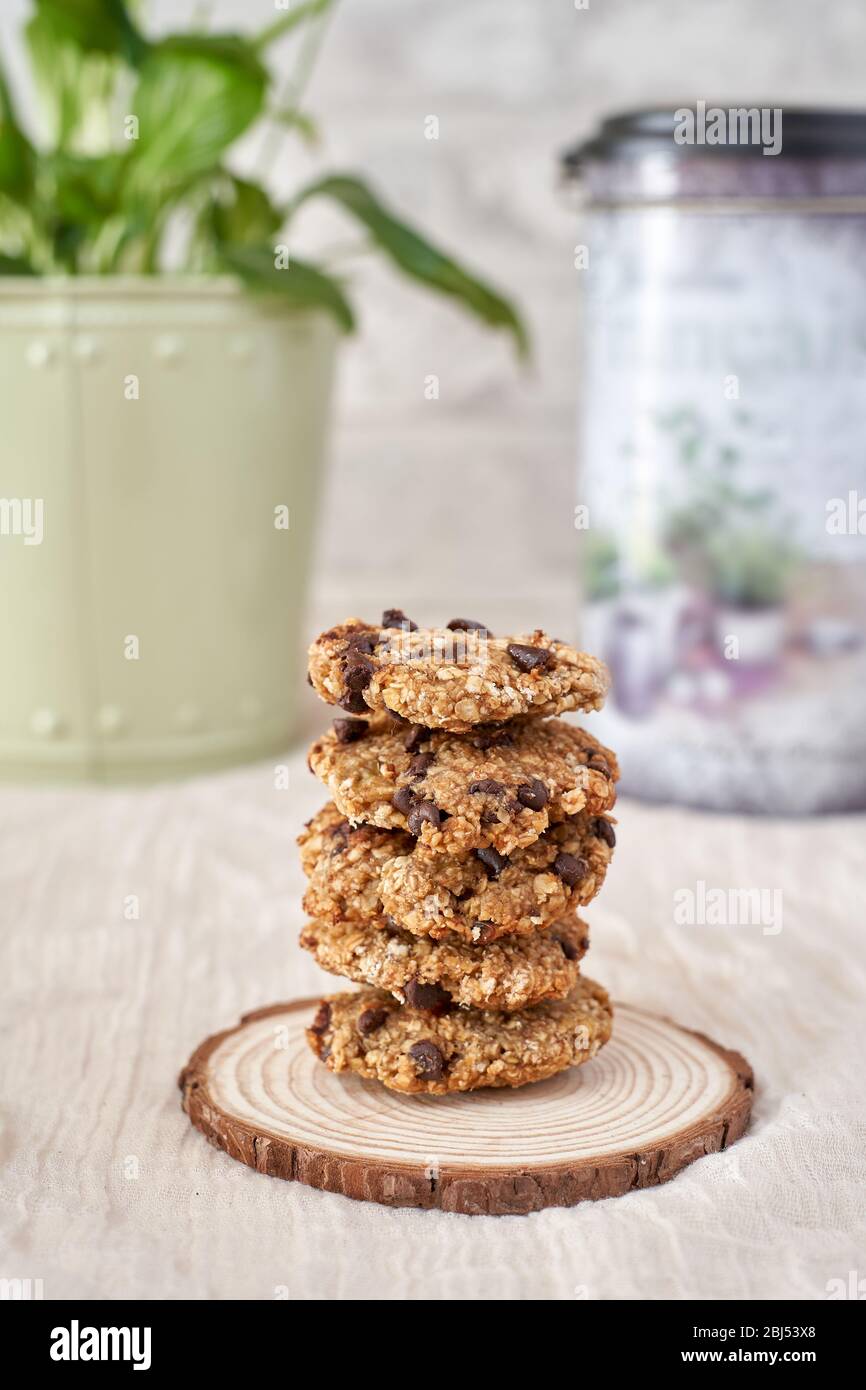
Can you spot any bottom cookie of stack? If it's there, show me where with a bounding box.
[306,976,613,1095]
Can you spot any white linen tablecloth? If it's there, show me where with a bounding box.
[2,748,864,1301]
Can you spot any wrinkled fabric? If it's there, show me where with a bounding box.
[2,754,864,1301]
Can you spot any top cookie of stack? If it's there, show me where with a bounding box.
[308,610,609,733]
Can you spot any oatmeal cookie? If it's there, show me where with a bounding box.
[307,714,618,856]
[308,614,609,731]
[306,976,613,1095]
[299,801,615,942]
[299,913,589,1012]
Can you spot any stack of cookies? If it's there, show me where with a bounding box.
[300,611,619,1096]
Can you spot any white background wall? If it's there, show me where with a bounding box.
[4,0,866,638]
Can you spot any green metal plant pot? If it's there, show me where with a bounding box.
[0,277,337,782]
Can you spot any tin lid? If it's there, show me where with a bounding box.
[563,106,866,173]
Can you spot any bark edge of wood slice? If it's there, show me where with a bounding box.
[179,997,754,1217]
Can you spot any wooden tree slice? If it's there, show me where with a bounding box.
[180,998,753,1216]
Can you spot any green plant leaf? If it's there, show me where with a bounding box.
[25,10,121,151]
[0,58,36,200]
[26,12,81,150]
[255,0,335,51]
[126,36,268,192]
[25,153,127,271]
[43,151,125,224]
[293,173,528,356]
[207,175,284,247]
[0,252,36,275]
[82,210,148,272]
[270,107,320,147]
[32,0,147,65]
[219,244,354,331]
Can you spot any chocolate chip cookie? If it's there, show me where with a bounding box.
[299,802,615,942]
[308,614,610,732]
[299,913,589,1012]
[306,975,613,1095]
[307,714,618,856]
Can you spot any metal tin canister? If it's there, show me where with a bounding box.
[565,109,866,812]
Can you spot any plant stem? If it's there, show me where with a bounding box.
[255,1,339,183]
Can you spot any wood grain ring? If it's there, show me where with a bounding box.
[179,997,754,1216]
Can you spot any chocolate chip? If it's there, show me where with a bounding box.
[392,785,417,815]
[507,642,555,673]
[329,827,351,847]
[409,1040,445,1080]
[553,852,588,888]
[471,727,513,750]
[403,724,429,752]
[345,630,379,654]
[408,752,434,778]
[469,778,505,796]
[333,717,368,744]
[343,647,374,692]
[516,777,548,810]
[473,922,499,945]
[407,800,441,835]
[403,979,451,1012]
[558,934,580,961]
[476,846,509,879]
[357,1007,389,1036]
[587,755,611,777]
[382,914,401,932]
[446,618,492,635]
[479,809,501,826]
[382,608,417,630]
[595,818,616,848]
[306,672,313,686]
[387,710,410,725]
[310,1003,331,1035]
[338,690,368,715]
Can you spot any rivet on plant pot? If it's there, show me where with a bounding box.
[25,341,54,369]
[29,708,61,738]
[72,335,100,363]
[96,705,125,737]
[153,335,184,363]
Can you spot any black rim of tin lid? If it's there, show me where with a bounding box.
[562,106,866,173]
